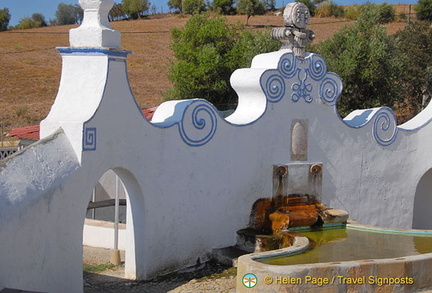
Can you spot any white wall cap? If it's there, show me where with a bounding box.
[69,0,121,48]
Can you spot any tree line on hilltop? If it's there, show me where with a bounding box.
[1,0,431,31]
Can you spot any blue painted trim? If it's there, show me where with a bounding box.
[56,47,131,57]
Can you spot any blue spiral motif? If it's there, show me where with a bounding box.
[319,76,341,105]
[83,127,97,151]
[308,54,327,81]
[179,101,218,147]
[373,108,398,146]
[265,74,286,103]
[279,53,297,78]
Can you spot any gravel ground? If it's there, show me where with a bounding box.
[83,246,237,293]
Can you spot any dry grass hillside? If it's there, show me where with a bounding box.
[0,5,412,134]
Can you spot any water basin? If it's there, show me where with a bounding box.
[236,223,432,292]
[259,225,432,266]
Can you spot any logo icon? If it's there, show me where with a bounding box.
[242,273,258,288]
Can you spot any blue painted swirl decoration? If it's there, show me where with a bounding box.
[307,54,327,81]
[319,74,342,106]
[261,52,343,106]
[372,108,398,146]
[266,74,286,103]
[178,101,218,147]
[279,53,297,78]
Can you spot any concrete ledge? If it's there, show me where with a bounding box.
[83,219,126,250]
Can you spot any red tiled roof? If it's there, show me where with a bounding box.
[7,108,157,141]
[7,125,40,140]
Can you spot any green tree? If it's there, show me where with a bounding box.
[168,13,279,109]
[227,30,280,69]
[237,0,265,25]
[182,0,205,14]
[0,8,11,31]
[314,4,403,118]
[394,21,432,120]
[376,3,395,24]
[122,0,150,19]
[213,0,235,14]
[416,0,432,21]
[17,13,47,29]
[31,13,47,26]
[55,3,83,25]
[168,0,183,13]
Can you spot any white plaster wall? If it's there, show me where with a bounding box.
[0,130,83,292]
[83,219,126,250]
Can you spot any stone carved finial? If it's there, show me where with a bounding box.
[69,0,121,49]
[271,2,315,57]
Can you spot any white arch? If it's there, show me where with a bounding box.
[413,169,432,229]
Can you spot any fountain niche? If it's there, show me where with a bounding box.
[236,162,349,253]
[236,120,348,253]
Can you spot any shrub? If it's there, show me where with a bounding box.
[315,1,344,18]
[416,0,432,22]
[167,13,280,109]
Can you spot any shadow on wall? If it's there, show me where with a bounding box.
[413,168,432,229]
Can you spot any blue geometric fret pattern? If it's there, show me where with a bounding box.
[83,127,97,151]
[260,52,343,106]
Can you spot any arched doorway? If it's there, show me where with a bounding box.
[413,169,432,229]
[82,167,146,280]
[83,170,127,266]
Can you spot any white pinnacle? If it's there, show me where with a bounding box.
[69,0,121,49]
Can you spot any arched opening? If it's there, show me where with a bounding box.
[82,167,146,280]
[83,170,127,266]
[413,168,432,229]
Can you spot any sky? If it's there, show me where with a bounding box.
[1,0,419,27]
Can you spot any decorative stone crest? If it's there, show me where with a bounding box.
[271,2,315,57]
[69,0,121,48]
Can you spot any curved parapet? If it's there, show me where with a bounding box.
[152,99,221,147]
[343,107,399,146]
[153,51,344,145]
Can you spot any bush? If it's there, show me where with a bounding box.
[315,1,344,18]
[314,5,403,118]
[182,0,206,14]
[416,0,432,22]
[213,0,235,14]
[376,3,395,24]
[167,13,280,109]
[344,5,361,20]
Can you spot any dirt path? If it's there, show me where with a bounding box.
[83,246,236,293]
